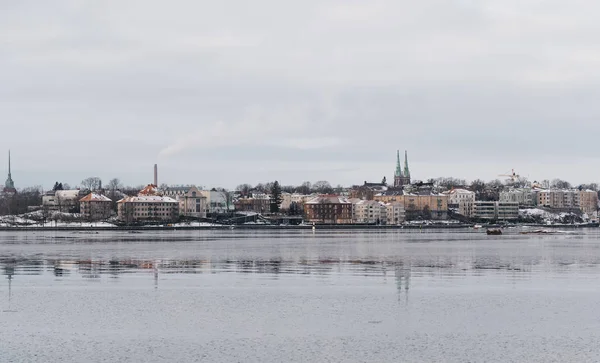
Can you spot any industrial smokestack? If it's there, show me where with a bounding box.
[154,164,158,186]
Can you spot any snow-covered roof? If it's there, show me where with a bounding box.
[305,195,350,204]
[353,199,385,206]
[118,195,178,203]
[56,190,81,199]
[79,193,112,202]
[443,188,474,195]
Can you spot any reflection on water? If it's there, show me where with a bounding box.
[3,229,600,362]
[3,229,600,291]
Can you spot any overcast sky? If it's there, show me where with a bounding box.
[1,0,599,190]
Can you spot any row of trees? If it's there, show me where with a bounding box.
[236,180,341,197]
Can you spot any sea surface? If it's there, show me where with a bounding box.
[2,228,600,362]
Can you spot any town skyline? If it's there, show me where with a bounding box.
[2,148,598,192]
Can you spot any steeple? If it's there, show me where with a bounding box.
[4,150,15,191]
[395,150,403,177]
[403,150,410,179]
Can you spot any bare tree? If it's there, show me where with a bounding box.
[81,177,102,191]
[313,181,333,194]
[577,183,599,191]
[215,188,233,214]
[236,184,252,196]
[107,178,122,191]
[551,179,571,189]
[296,181,311,195]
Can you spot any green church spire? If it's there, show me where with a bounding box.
[395,150,403,177]
[403,150,410,178]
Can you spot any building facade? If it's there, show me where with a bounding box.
[537,189,580,210]
[474,201,519,220]
[375,193,448,220]
[579,190,598,215]
[79,193,112,220]
[304,195,353,224]
[352,200,387,224]
[42,190,85,212]
[163,186,207,218]
[234,196,271,214]
[499,188,537,207]
[444,188,475,217]
[386,202,406,225]
[201,190,232,215]
[117,195,179,222]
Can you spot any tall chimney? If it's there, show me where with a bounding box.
[154,164,158,186]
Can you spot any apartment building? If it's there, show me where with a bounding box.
[304,195,353,224]
[163,186,207,218]
[353,200,387,224]
[444,188,475,217]
[474,201,519,220]
[79,193,112,220]
[386,201,406,225]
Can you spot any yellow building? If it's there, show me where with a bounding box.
[373,193,448,220]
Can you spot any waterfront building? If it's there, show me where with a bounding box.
[352,200,387,224]
[163,186,207,218]
[200,189,232,215]
[117,195,179,222]
[386,201,406,225]
[279,193,312,211]
[443,188,475,217]
[474,201,519,220]
[116,184,179,222]
[374,193,448,220]
[579,190,598,215]
[499,188,537,207]
[42,189,85,212]
[234,195,271,214]
[304,195,353,224]
[79,193,112,220]
[537,189,581,211]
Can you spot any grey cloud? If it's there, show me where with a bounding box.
[2,0,600,190]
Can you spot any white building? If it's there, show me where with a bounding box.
[499,188,537,207]
[474,201,519,220]
[280,193,313,211]
[444,188,475,217]
[200,190,232,215]
[163,186,207,218]
[386,202,405,225]
[352,200,387,224]
[42,189,84,212]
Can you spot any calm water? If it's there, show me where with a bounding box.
[2,228,600,362]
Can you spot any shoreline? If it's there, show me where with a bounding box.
[0,223,597,232]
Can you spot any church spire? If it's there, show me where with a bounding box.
[395,150,403,177]
[5,150,15,191]
[403,150,410,178]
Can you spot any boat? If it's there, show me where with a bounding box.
[486,229,502,235]
[473,224,483,229]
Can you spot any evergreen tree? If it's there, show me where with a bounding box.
[270,181,282,213]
